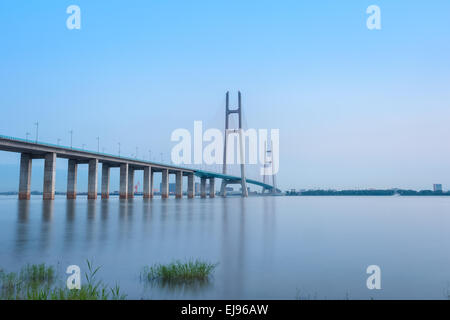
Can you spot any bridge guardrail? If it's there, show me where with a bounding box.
[0,134,278,191]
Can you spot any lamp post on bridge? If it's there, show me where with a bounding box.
[34,122,39,143]
[25,132,30,142]
[96,137,100,153]
[118,142,121,157]
[69,130,73,149]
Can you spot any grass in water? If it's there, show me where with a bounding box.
[0,260,126,300]
[1,259,217,299]
[142,259,218,284]
[0,263,55,300]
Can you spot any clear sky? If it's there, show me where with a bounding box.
[0,0,450,192]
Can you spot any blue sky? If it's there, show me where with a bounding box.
[1,1,450,192]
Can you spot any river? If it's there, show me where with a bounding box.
[0,195,449,299]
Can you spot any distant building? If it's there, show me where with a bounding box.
[433,184,443,192]
[160,183,176,194]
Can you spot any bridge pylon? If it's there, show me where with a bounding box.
[220,91,248,197]
[262,140,277,194]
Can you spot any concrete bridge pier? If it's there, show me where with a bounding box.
[161,169,169,198]
[67,159,78,199]
[220,180,227,197]
[127,167,135,199]
[143,166,153,198]
[101,163,110,199]
[88,159,98,200]
[209,177,215,198]
[175,171,183,198]
[43,153,56,200]
[200,177,207,198]
[3,136,204,201]
[19,153,32,200]
[187,173,195,198]
[120,163,128,199]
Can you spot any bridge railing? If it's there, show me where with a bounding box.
[0,134,184,170]
[0,135,279,190]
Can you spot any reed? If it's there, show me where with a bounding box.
[0,260,126,300]
[142,259,218,284]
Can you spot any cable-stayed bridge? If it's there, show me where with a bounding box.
[0,134,279,200]
[0,92,279,199]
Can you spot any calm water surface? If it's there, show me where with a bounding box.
[1,195,449,299]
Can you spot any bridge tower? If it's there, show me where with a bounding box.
[220,91,248,197]
[262,140,277,194]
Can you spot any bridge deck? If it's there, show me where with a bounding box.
[194,170,279,191]
[0,135,194,173]
[0,134,277,191]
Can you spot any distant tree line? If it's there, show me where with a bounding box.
[286,189,449,196]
